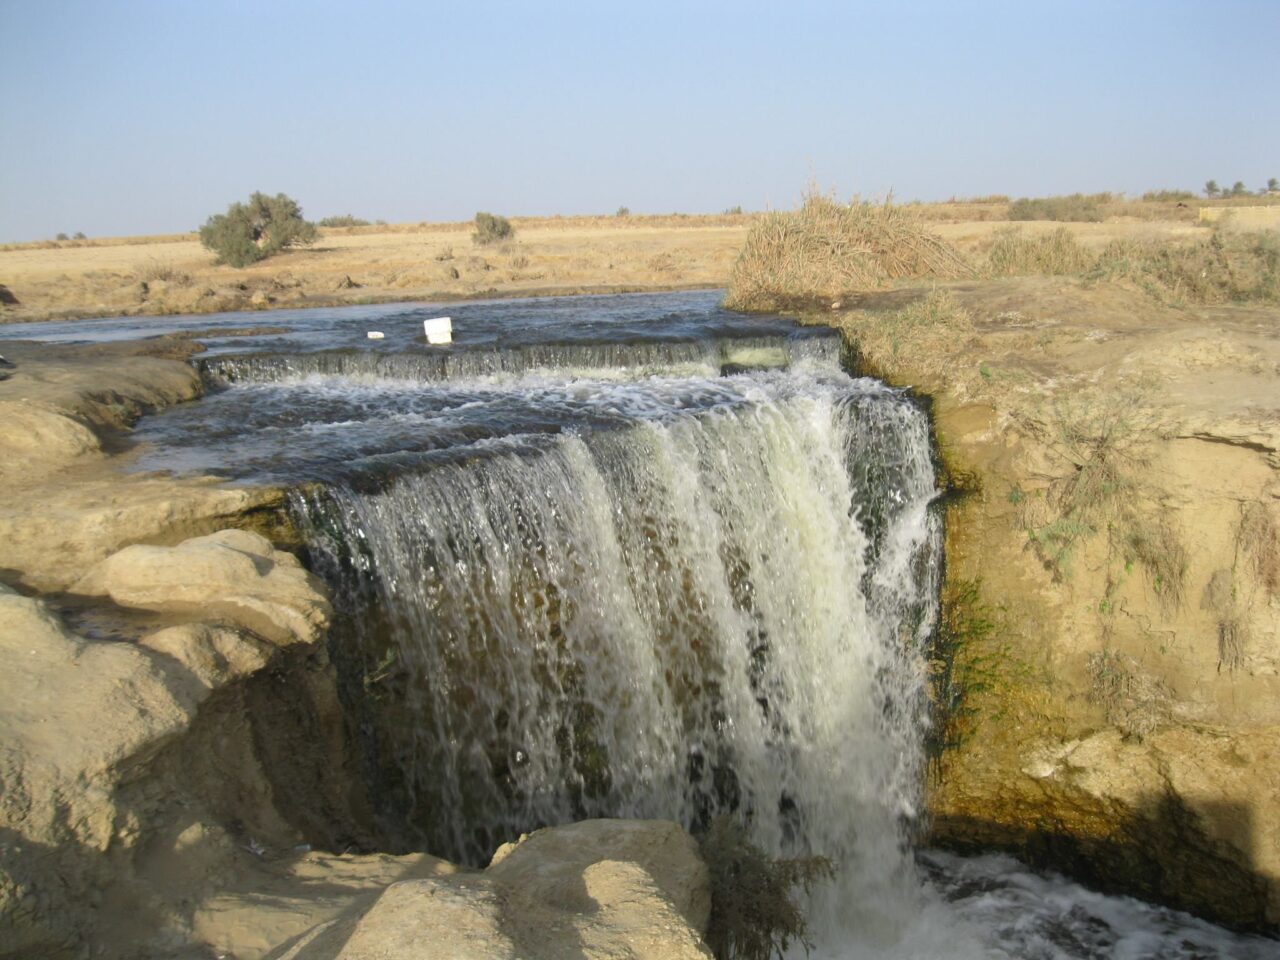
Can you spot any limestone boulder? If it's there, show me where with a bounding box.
[306,819,713,960]
[74,529,330,645]
[488,818,711,935]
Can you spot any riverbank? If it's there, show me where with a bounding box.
[800,276,1280,929]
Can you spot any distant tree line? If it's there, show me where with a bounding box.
[1204,178,1278,198]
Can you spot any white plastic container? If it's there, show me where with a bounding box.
[366,331,385,339]
[422,316,453,345]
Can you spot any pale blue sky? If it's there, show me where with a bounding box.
[1,0,1276,242]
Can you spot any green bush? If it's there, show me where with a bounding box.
[318,214,371,227]
[1140,189,1195,202]
[615,205,631,217]
[199,191,318,267]
[698,815,832,960]
[472,211,514,245]
[1007,194,1104,222]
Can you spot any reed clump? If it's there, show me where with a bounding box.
[1093,229,1280,304]
[985,226,1096,276]
[723,193,972,312]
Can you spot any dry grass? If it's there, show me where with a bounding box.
[1018,379,1186,607]
[838,289,974,380]
[1087,649,1173,739]
[1092,229,1280,304]
[0,216,751,322]
[985,226,1097,276]
[1008,194,1107,222]
[980,224,1280,304]
[724,193,973,311]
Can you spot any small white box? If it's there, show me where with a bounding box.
[366,331,385,339]
[423,316,452,345]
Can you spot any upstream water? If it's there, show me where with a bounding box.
[7,291,1271,958]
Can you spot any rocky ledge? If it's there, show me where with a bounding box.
[0,338,716,959]
[819,276,1280,930]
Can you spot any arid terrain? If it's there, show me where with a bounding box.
[2,197,1273,325]
[1,198,1278,957]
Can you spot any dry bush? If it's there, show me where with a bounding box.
[1093,229,1279,304]
[1237,501,1279,594]
[1087,649,1173,739]
[1008,193,1108,222]
[134,258,192,286]
[1141,189,1197,202]
[698,815,833,960]
[723,192,972,311]
[472,212,514,245]
[647,251,678,273]
[985,226,1096,276]
[1021,379,1186,604]
[842,289,974,378]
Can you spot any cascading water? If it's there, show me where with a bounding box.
[72,290,1270,959]
[294,375,940,877]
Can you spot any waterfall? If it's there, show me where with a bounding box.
[113,289,1273,958]
[294,368,946,949]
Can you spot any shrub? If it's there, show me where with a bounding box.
[1094,230,1280,303]
[985,226,1095,276]
[615,205,631,217]
[472,211,513,245]
[1007,194,1104,222]
[55,232,69,241]
[199,192,317,267]
[698,815,832,960]
[1140,189,1195,202]
[723,205,744,215]
[318,214,371,227]
[72,231,86,240]
[723,191,972,311]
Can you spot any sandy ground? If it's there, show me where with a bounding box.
[0,211,1219,325]
[0,215,751,324]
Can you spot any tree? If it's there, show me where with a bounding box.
[1267,178,1278,194]
[199,192,318,267]
[1229,181,1249,197]
[1204,180,1220,198]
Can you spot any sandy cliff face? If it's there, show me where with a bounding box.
[822,277,1280,929]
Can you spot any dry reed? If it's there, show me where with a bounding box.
[723,193,973,311]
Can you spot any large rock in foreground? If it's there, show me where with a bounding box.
[288,820,713,960]
[0,536,358,958]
